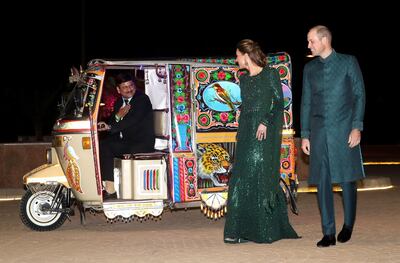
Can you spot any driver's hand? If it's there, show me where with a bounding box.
[97,121,110,131]
[117,104,131,119]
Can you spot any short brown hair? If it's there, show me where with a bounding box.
[311,25,332,44]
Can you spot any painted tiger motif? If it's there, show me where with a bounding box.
[197,143,231,187]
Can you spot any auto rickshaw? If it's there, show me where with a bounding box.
[19,53,297,231]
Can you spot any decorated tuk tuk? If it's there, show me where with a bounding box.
[19,53,297,231]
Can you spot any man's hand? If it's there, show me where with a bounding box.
[301,138,310,155]
[97,121,111,131]
[117,104,131,119]
[348,129,361,148]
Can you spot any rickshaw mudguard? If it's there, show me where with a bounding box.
[23,163,70,188]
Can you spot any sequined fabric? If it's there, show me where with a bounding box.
[224,67,299,243]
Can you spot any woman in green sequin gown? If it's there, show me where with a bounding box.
[224,39,299,243]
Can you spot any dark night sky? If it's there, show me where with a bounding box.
[2,1,398,144]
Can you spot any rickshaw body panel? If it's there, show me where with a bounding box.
[23,147,69,187]
[22,163,69,187]
[52,131,102,202]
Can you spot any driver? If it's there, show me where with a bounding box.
[98,73,155,200]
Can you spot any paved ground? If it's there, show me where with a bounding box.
[0,165,399,263]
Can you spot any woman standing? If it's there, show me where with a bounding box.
[224,39,299,243]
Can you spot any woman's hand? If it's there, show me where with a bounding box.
[256,123,267,141]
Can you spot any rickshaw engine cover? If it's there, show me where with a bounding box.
[114,152,167,200]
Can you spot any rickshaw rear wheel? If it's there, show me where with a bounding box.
[19,189,68,231]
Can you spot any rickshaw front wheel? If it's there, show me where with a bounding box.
[19,189,68,231]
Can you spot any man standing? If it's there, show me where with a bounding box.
[300,25,366,247]
[98,73,155,199]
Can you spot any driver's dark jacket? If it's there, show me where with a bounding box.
[108,90,155,153]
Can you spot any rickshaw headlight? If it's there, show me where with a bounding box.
[82,137,91,149]
[46,148,52,164]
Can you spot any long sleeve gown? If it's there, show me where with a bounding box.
[224,67,299,243]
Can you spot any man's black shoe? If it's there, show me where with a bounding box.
[102,190,117,200]
[337,225,352,243]
[317,235,336,247]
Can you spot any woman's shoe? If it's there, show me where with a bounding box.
[224,237,249,244]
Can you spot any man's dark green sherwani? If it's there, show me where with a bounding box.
[301,50,366,185]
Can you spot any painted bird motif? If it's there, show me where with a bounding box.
[63,140,79,161]
[212,83,236,111]
[63,138,83,193]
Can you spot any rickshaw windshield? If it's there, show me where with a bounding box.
[60,74,101,119]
